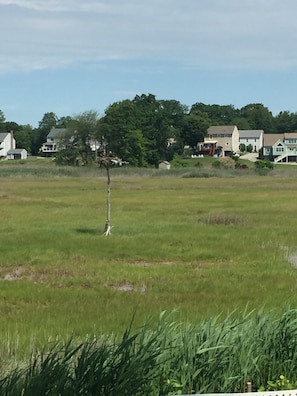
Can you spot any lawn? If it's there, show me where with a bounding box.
[1,162,297,360]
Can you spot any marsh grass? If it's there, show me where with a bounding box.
[2,309,297,395]
[1,164,297,364]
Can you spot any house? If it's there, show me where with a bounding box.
[0,131,16,158]
[40,127,67,156]
[262,134,283,159]
[7,149,28,160]
[263,133,297,163]
[239,130,264,152]
[40,127,100,157]
[159,161,171,170]
[198,125,239,157]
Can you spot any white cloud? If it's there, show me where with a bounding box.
[1,0,297,74]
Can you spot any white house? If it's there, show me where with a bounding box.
[239,130,264,152]
[0,131,16,158]
[40,127,67,156]
[7,149,28,160]
[40,127,100,156]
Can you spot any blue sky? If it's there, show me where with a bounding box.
[1,0,297,127]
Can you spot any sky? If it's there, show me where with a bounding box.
[1,0,297,127]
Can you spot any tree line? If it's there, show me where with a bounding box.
[2,94,297,166]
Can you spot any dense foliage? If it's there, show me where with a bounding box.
[2,95,297,165]
[1,309,297,395]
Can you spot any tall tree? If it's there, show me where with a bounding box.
[240,104,275,131]
[183,110,211,149]
[65,110,100,165]
[274,111,297,132]
[133,94,174,165]
[121,129,147,167]
[99,100,139,158]
[190,103,238,125]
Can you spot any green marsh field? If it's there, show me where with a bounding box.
[1,161,297,360]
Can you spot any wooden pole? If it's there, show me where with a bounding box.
[103,164,111,236]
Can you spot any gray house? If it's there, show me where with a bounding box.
[239,130,264,152]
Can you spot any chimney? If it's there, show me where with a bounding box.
[10,130,15,149]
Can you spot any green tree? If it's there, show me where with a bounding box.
[240,103,274,131]
[231,117,251,130]
[159,99,188,159]
[0,110,6,133]
[183,110,210,150]
[99,100,138,158]
[65,110,100,165]
[190,103,238,125]
[100,94,189,166]
[57,116,73,128]
[274,111,297,132]
[121,129,147,167]
[133,94,169,165]
[7,123,35,153]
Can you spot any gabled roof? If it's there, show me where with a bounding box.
[0,132,9,142]
[239,130,264,138]
[47,127,67,139]
[273,140,285,147]
[263,134,284,147]
[207,125,237,135]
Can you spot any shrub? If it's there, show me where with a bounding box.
[255,159,274,175]
[247,144,253,153]
[239,143,246,152]
[220,157,236,169]
[170,155,188,168]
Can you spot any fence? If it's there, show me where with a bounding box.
[178,391,297,396]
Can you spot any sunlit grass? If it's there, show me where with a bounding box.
[1,168,297,364]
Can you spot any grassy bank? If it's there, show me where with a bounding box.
[1,162,297,361]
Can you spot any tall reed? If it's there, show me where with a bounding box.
[1,309,297,395]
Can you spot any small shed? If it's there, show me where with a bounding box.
[159,161,171,170]
[7,149,28,160]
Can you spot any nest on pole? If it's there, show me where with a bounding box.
[97,157,112,235]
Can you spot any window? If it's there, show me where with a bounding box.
[276,147,284,152]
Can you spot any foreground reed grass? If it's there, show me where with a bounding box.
[1,309,297,395]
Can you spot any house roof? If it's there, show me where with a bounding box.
[239,130,264,138]
[263,134,284,147]
[7,149,27,154]
[284,132,297,139]
[160,161,170,165]
[0,132,9,142]
[207,125,237,135]
[47,127,67,139]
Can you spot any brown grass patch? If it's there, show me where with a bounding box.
[200,213,244,226]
